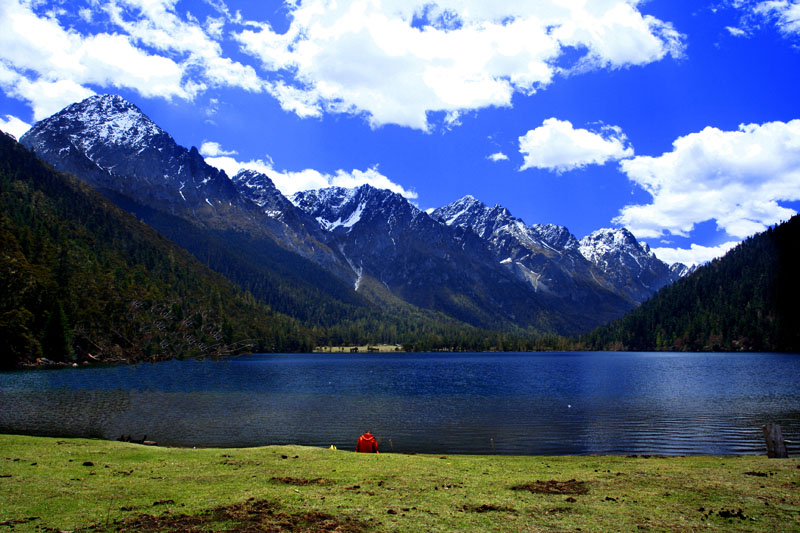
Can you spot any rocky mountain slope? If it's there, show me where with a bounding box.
[291,185,569,331]
[432,196,682,309]
[19,95,344,273]
[578,227,681,303]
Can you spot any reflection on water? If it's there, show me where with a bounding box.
[1,352,799,455]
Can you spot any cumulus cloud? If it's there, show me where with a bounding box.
[235,0,684,130]
[199,141,237,157]
[1,1,684,130]
[0,60,96,120]
[518,118,634,172]
[615,120,800,240]
[0,114,31,138]
[201,143,417,199]
[102,0,264,92]
[488,152,509,162]
[0,0,263,120]
[652,241,740,267]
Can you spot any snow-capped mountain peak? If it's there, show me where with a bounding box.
[578,227,650,265]
[231,169,291,218]
[579,227,683,301]
[35,94,165,154]
[20,94,242,219]
[432,195,515,239]
[432,197,579,252]
[292,184,421,234]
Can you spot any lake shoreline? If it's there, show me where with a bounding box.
[0,431,783,457]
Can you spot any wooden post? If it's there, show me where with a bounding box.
[762,422,789,458]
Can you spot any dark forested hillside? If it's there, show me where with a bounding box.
[583,216,800,352]
[0,132,322,369]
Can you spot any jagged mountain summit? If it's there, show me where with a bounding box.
[433,195,580,253]
[20,95,243,220]
[230,168,332,248]
[432,196,634,326]
[585,216,800,352]
[232,168,294,219]
[292,185,380,234]
[578,228,680,303]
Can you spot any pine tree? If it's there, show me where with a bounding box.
[41,300,73,362]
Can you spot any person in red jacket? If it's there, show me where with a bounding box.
[355,431,379,453]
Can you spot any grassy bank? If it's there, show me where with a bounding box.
[1,435,798,531]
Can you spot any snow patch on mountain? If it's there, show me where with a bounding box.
[231,169,292,218]
[578,228,652,266]
[432,195,579,253]
[48,95,167,158]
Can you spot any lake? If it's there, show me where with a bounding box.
[1,352,798,455]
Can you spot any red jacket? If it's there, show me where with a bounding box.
[356,432,379,453]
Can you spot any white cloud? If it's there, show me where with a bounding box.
[518,118,634,172]
[235,1,684,130]
[652,241,740,267]
[0,60,96,120]
[102,0,264,92]
[0,0,264,121]
[202,144,417,199]
[488,152,509,162]
[753,0,800,36]
[0,114,31,138]
[726,25,748,36]
[729,0,800,37]
[615,120,800,240]
[0,0,190,118]
[199,141,237,157]
[0,1,685,131]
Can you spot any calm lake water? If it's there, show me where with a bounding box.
[1,352,798,455]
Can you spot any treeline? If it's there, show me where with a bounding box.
[582,216,800,352]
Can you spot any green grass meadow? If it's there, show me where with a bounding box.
[1,434,798,531]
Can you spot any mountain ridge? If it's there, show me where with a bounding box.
[19,94,688,339]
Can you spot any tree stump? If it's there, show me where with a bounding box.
[762,422,788,458]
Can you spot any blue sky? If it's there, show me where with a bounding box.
[1,0,799,265]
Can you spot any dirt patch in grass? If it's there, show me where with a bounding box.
[272,476,331,486]
[462,504,518,514]
[220,459,264,467]
[82,498,368,532]
[744,471,773,477]
[511,479,589,495]
[0,516,39,527]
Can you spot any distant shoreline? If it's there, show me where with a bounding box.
[313,344,404,353]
